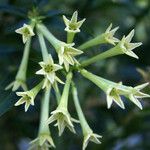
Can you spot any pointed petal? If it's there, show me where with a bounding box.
[129,94,143,110]
[135,82,149,90]
[126,29,135,42]
[36,69,46,75]
[63,15,70,26]
[106,95,113,109]
[71,11,78,23]
[125,50,139,59]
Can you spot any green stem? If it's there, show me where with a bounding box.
[81,45,122,67]
[72,82,91,135]
[37,31,49,62]
[16,38,31,81]
[67,32,75,43]
[58,72,72,108]
[78,34,105,50]
[39,86,51,133]
[53,82,61,105]
[31,80,44,96]
[36,23,60,51]
[80,69,108,92]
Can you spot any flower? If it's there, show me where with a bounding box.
[63,11,86,33]
[29,133,55,150]
[119,30,142,59]
[15,91,35,112]
[15,23,35,43]
[72,83,102,150]
[36,54,63,84]
[5,79,27,91]
[47,107,77,136]
[80,69,150,109]
[83,132,102,150]
[106,84,125,109]
[15,81,43,111]
[58,42,83,71]
[103,23,119,45]
[127,82,150,109]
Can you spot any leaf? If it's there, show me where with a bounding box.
[0,5,27,17]
[0,90,16,117]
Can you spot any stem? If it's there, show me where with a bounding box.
[72,82,91,135]
[36,23,60,50]
[78,34,105,50]
[81,45,122,67]
[67,32,75,43]
[39,86,51,133]
[58,72,72,108]
[80,69,108,92]
[37,31,49,62]
[16,38,31,81]
[31,80,44,96]
[53,82,61,105]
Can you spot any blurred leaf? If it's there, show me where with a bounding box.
[0,5,27,17]
[0,90,16,117]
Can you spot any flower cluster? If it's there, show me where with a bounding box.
[6,11,149,150]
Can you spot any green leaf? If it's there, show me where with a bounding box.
[0,90,16,117]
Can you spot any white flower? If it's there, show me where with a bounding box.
[36,54,63,85]
[83,131,102,150]
[119,30,142,59]
[5,80,27,91]
[47,107,78,136]
[29,133,55,150]
[103,23,119,45]
[58,42,83,71]
[106,85,125,109]
[63,11,85,33]
[15,23,35,43]
[127,82,150,109]
[15,91,35,112]
[15,81,43,111]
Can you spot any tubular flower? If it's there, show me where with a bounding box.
[119,30,142,59]
[15,81,43,111]
[63,11,86,33]
[29,133,55,150]
[78,24,119,50]
[47,107,77,136]
[125,83,150,109]
[80,69,150,109]
[83,132,102,150]
[103,23,119,45]
[47,73,78,136]
[36,54,63,84]
[58,43,83,71]
[15,23,35,43]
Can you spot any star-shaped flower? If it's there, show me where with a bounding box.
[58,43,83,71]
[15,91,35,112]
[83,131,102,150]
[36,54,63,85]
[15,81,43,111]
[29,133,55,150]
[15,23,35,43]
[127,82,150,109]
[103,23,119,45]
[47,107,78,136]
[5,79,27,91]
[119,30,142,59]
[63,11,86,33]
[106,85,125,109]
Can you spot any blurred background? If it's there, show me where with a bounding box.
[0,0,150,150]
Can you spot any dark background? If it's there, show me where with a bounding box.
[0,0,150,150]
